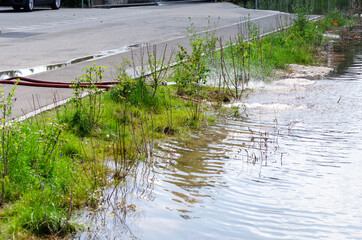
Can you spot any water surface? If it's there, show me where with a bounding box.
[76,41,361,239]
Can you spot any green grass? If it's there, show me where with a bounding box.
[0,81,216,238]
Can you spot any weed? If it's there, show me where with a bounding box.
[68,64,106,136]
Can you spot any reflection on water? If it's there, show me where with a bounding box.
[76,42,361,239]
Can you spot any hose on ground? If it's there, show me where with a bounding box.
[0,76,119,89]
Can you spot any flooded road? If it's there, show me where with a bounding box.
[76,42,361,239]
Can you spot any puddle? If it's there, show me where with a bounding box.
[0,43,143,80]
[323,33,341,39]
[0,32,42,38]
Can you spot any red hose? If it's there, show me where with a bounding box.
[0,76,119,89]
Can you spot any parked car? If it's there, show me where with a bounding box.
[11,0,60,11]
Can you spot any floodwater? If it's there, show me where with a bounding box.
[76,41,361,239]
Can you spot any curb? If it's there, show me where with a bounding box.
[93,2,157,8]
[92,0,209,8]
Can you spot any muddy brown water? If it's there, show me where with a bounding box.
[74,40,361,239]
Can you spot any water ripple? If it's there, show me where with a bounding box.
[76,43,362,240]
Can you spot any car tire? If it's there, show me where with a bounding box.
[24,0,34,11]
[51,0,60,9]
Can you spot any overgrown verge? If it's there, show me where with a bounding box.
[0,43,221,239]
[0,5,359,239]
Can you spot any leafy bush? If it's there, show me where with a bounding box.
[110,64,156,109]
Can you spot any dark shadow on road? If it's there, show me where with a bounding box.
[0,7,53,13]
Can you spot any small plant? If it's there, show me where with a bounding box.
[202,17,220,66]
[0,84,19,206]
[246,17,261,41]
[292,0,311,37]
[175,29,209,120]
[231,104,247,118]
[219,35,252,100]
[69,64,106,136]
[231,105,240,117]
[146,44,174,97]
[110,59,137,103]
[323,8,353,30]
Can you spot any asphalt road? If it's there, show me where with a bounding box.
[0,2,290,117]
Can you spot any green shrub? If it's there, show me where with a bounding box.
[175,36,209,120]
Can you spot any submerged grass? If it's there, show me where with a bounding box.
[0,5,358,239]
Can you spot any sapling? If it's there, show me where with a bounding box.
[175,36,209,120]
[146,44,174,97]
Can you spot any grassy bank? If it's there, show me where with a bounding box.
[0,6,358,239]
[0,70,220,238]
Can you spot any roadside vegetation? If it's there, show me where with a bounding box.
[0,4,358,239]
